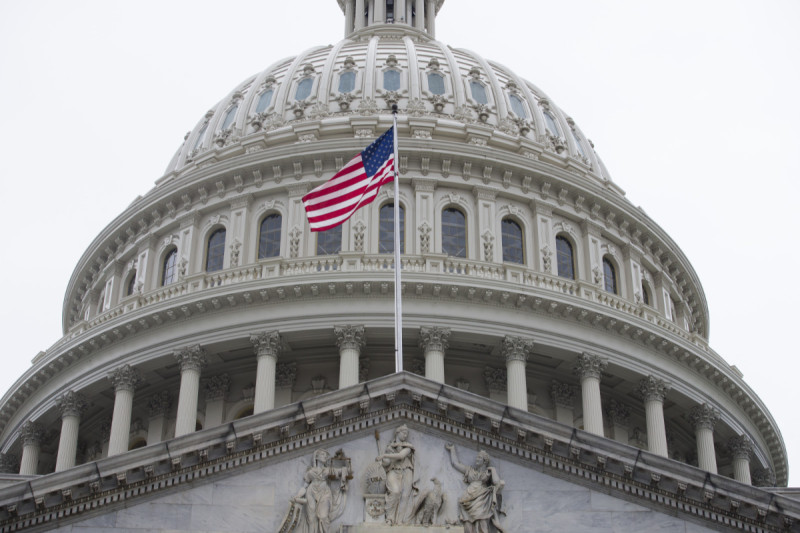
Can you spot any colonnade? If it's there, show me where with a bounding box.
[7,328,756,486]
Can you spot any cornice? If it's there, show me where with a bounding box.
[0,374,795,532]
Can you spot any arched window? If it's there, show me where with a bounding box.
[379,203,404,254]
[258,214,282,259]
[442,208,466,258]
[572,131,587,157]
[296,78,313,101]
[255,89,273,113]
[556,236,574,279]
[126,271,137,296]
[501,218,523,264]
[192,124,207,151]
[543,111,559,136]
[317,225,342,255]
[162,248,178,286]
[641,283,651,306]
[427,72,445,95]
[206,229,226,272]
[384,70,401,91]
[509,93,527,118]
[338,71,356,93]
[470,81,488,104]
[603,257,617,294]
[220,105,238,130]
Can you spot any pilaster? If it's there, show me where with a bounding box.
[147,390,173,445]
[551,380,576,426]
[203,373,231,428]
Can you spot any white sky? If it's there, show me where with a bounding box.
[0,0,797,484]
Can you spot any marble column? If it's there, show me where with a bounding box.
[55,391,88,472]
[174,345,207,437]
[18,421,43,475]
[574,353,607,436]
[335,325,365,389]
[419,326,450,383]
[426,0,436,36]
[108,365,141,456]
[414,0,425,31]
[147,391,173,445]
[689,403,720,474]
[355,0,365,29]
[502,336,533,411]
[203,374,231,428]
[251,331,282,414]
[551,381,576,426]
[728,434,754,485]
[344,0,355,35]
[638,376,670,457]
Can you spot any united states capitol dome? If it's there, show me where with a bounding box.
[0,1,795,531]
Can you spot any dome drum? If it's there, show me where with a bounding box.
[0,5,790,530]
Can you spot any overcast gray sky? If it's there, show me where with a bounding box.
[0,0,797,484]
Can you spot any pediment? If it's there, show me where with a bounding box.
[0,373,795,532]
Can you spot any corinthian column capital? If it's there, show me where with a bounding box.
[109,364,142,392]
[419,326,451,353]
[203,373,231,401]
[174,345,207,373]
[250,331,282,358]
[638,376,670,403]
[56,391,89,419]
[334,325,365,352]
[19,421,44,446]
[688,403,720,431]
[728,434,754,460]
[573,352,607,380]
[501,335,533,363]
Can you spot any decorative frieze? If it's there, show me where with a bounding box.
[419,326,451,353]
[688,403,720,431]
[204,374,231,401]
[334,325,365,352]
[56,391,89,419]
[551,381,576,408]
[573,352,607,380]
[483,366,507,393]
[638,376,670,402]
[250,331,282,358]
[605,399,630,425]
[276,362,298,388]
[174,345,207,373]
[109,365,141,393]
[148,390,173,417]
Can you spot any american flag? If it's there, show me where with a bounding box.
[302,127,395,232]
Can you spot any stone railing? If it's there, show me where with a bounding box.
[70,253,699,355]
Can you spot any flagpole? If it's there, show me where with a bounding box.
[391,105,403,373]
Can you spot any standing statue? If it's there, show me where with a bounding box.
[376,424,417,525]
[279,449,352,533]
[444,443,506,533]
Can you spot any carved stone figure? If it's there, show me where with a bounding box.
[377,424,417,525]
[411,477,446,526]
[279,449,352,533]
[445,444,506,533]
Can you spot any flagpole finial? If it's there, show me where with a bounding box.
[392,104,398,115]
